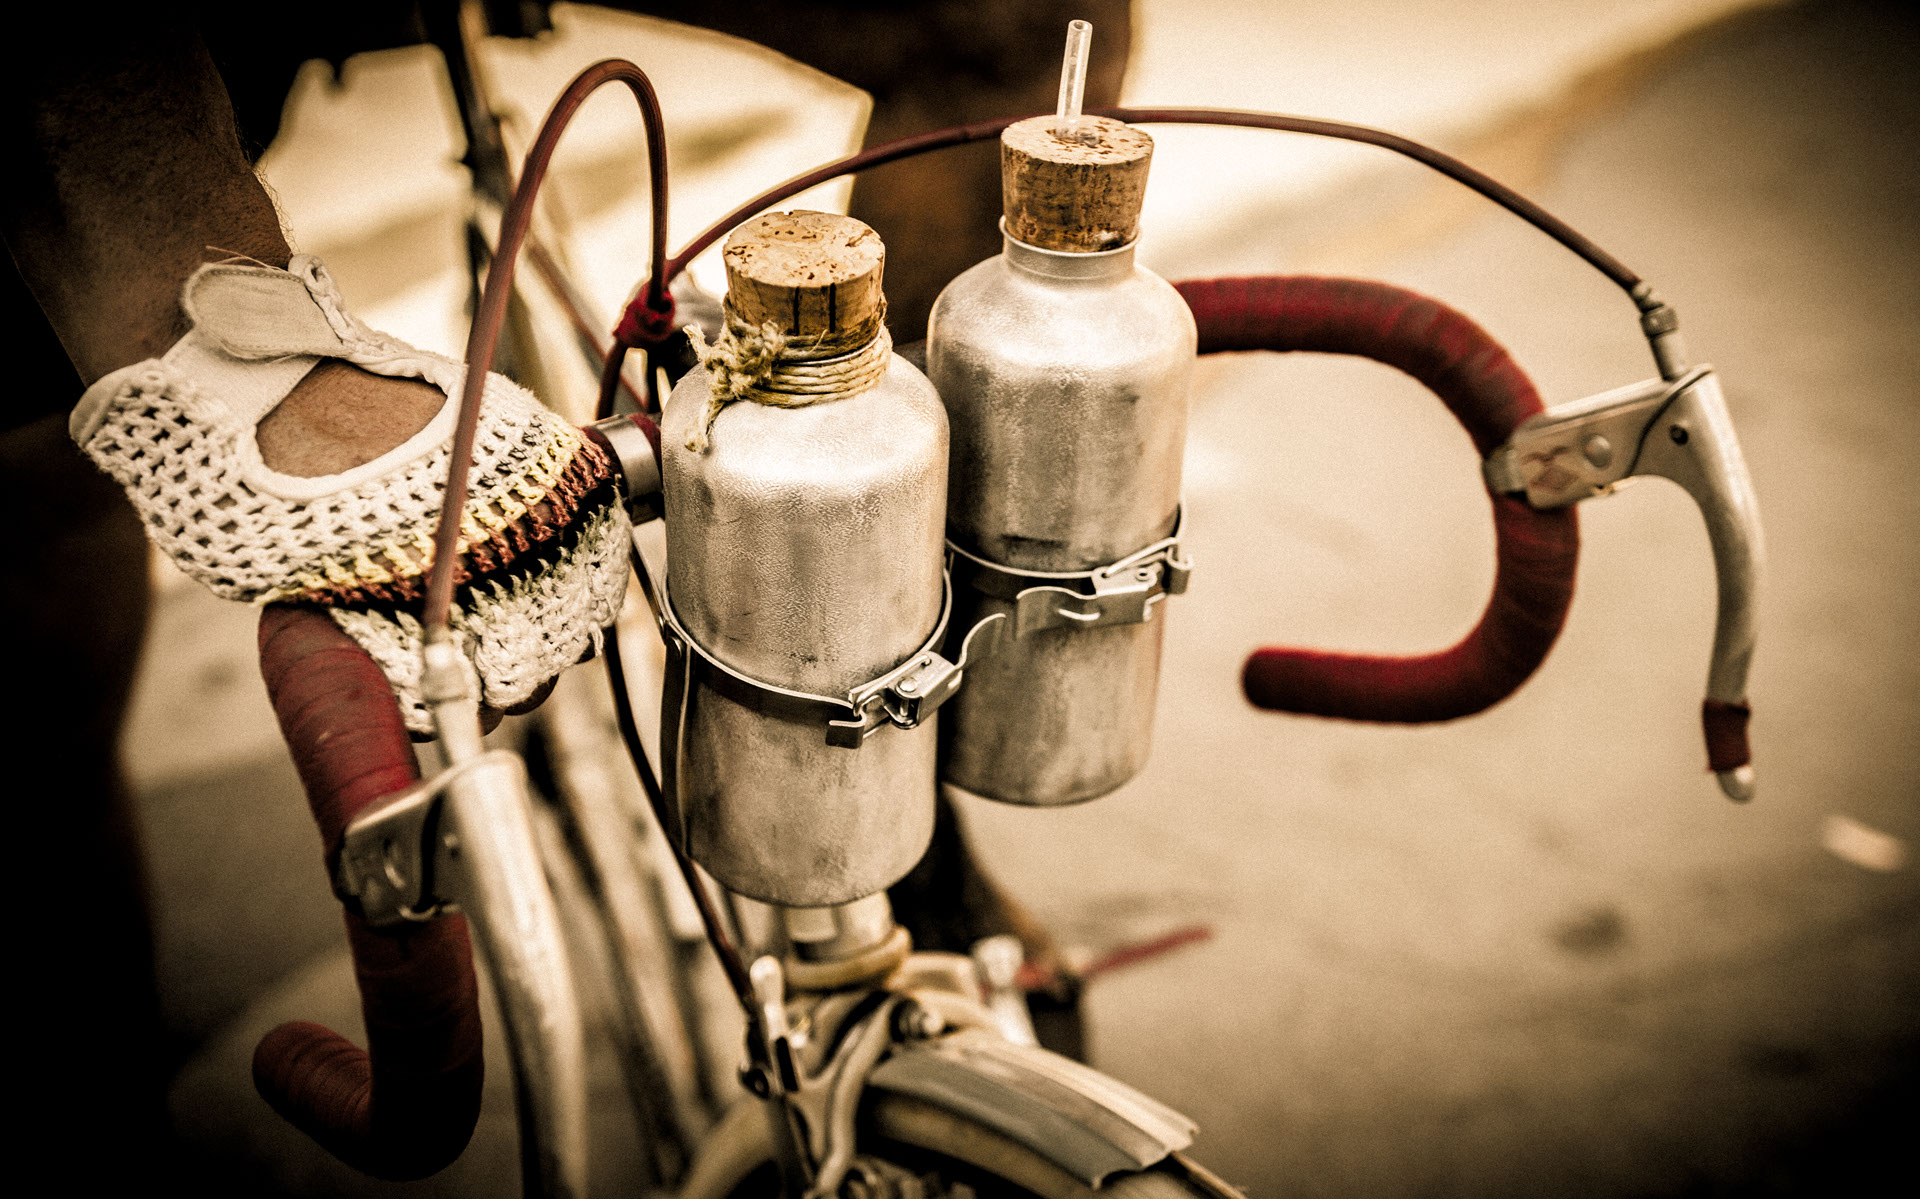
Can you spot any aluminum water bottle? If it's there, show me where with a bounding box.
[928,115,1196,805]
[661,211,948,905]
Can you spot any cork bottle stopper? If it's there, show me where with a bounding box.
[1001,114,1154,253]
[722,210,887,354]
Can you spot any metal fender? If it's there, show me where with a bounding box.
[865,1028,1196,1186]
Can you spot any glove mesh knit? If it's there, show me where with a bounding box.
[72,255,629,730]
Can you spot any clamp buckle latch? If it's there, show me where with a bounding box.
[640,509,1192,751]
[864,650,964,730]
[659,572,962,749]
[951,505,1193,638]
[828,637,966,748]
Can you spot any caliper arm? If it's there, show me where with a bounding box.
[1483,365,1765,800]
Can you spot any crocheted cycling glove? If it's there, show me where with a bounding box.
[72,255,630,732]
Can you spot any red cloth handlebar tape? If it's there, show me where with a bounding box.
[253,605,484,1180]
[580,411,663,477]
[1173,276,1579,723]
[628,410,663,462]
[1702,699,1752,773]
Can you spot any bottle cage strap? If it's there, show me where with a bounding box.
[647,506,1193,758]
[945,505,1192,639]
[658,572,961,749]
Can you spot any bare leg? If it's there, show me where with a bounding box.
[1,12,451,437]
[1,405,162,1178]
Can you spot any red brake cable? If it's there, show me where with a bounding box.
[422,58,669,640]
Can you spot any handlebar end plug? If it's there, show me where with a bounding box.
[1716,765,1756,803]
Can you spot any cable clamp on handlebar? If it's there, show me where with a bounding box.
[945,505,1192,638]
[584,413,663,523]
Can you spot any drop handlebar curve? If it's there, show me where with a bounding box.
[1175,276,1579,722]
[254,606,485,1180]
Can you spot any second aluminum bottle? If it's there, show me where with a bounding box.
[661,211,948,907]
[928,114,1197,805]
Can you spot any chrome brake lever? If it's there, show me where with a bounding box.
[337,710,593,1195]
[1485,366,1765,801]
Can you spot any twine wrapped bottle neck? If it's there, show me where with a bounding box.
[684,299,892,452]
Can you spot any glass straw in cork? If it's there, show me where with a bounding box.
[1055,19,1094,142]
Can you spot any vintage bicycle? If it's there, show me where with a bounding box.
[244,12,1761,1198]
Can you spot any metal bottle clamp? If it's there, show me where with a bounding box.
[656,573,964,749]
[945,505,1193,640]
[635,508,1189,753]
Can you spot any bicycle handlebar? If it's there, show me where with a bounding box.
[254,606,485,1180]
[1175,276,1579,722]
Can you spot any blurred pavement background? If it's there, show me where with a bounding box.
[126,2,1915,1194]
